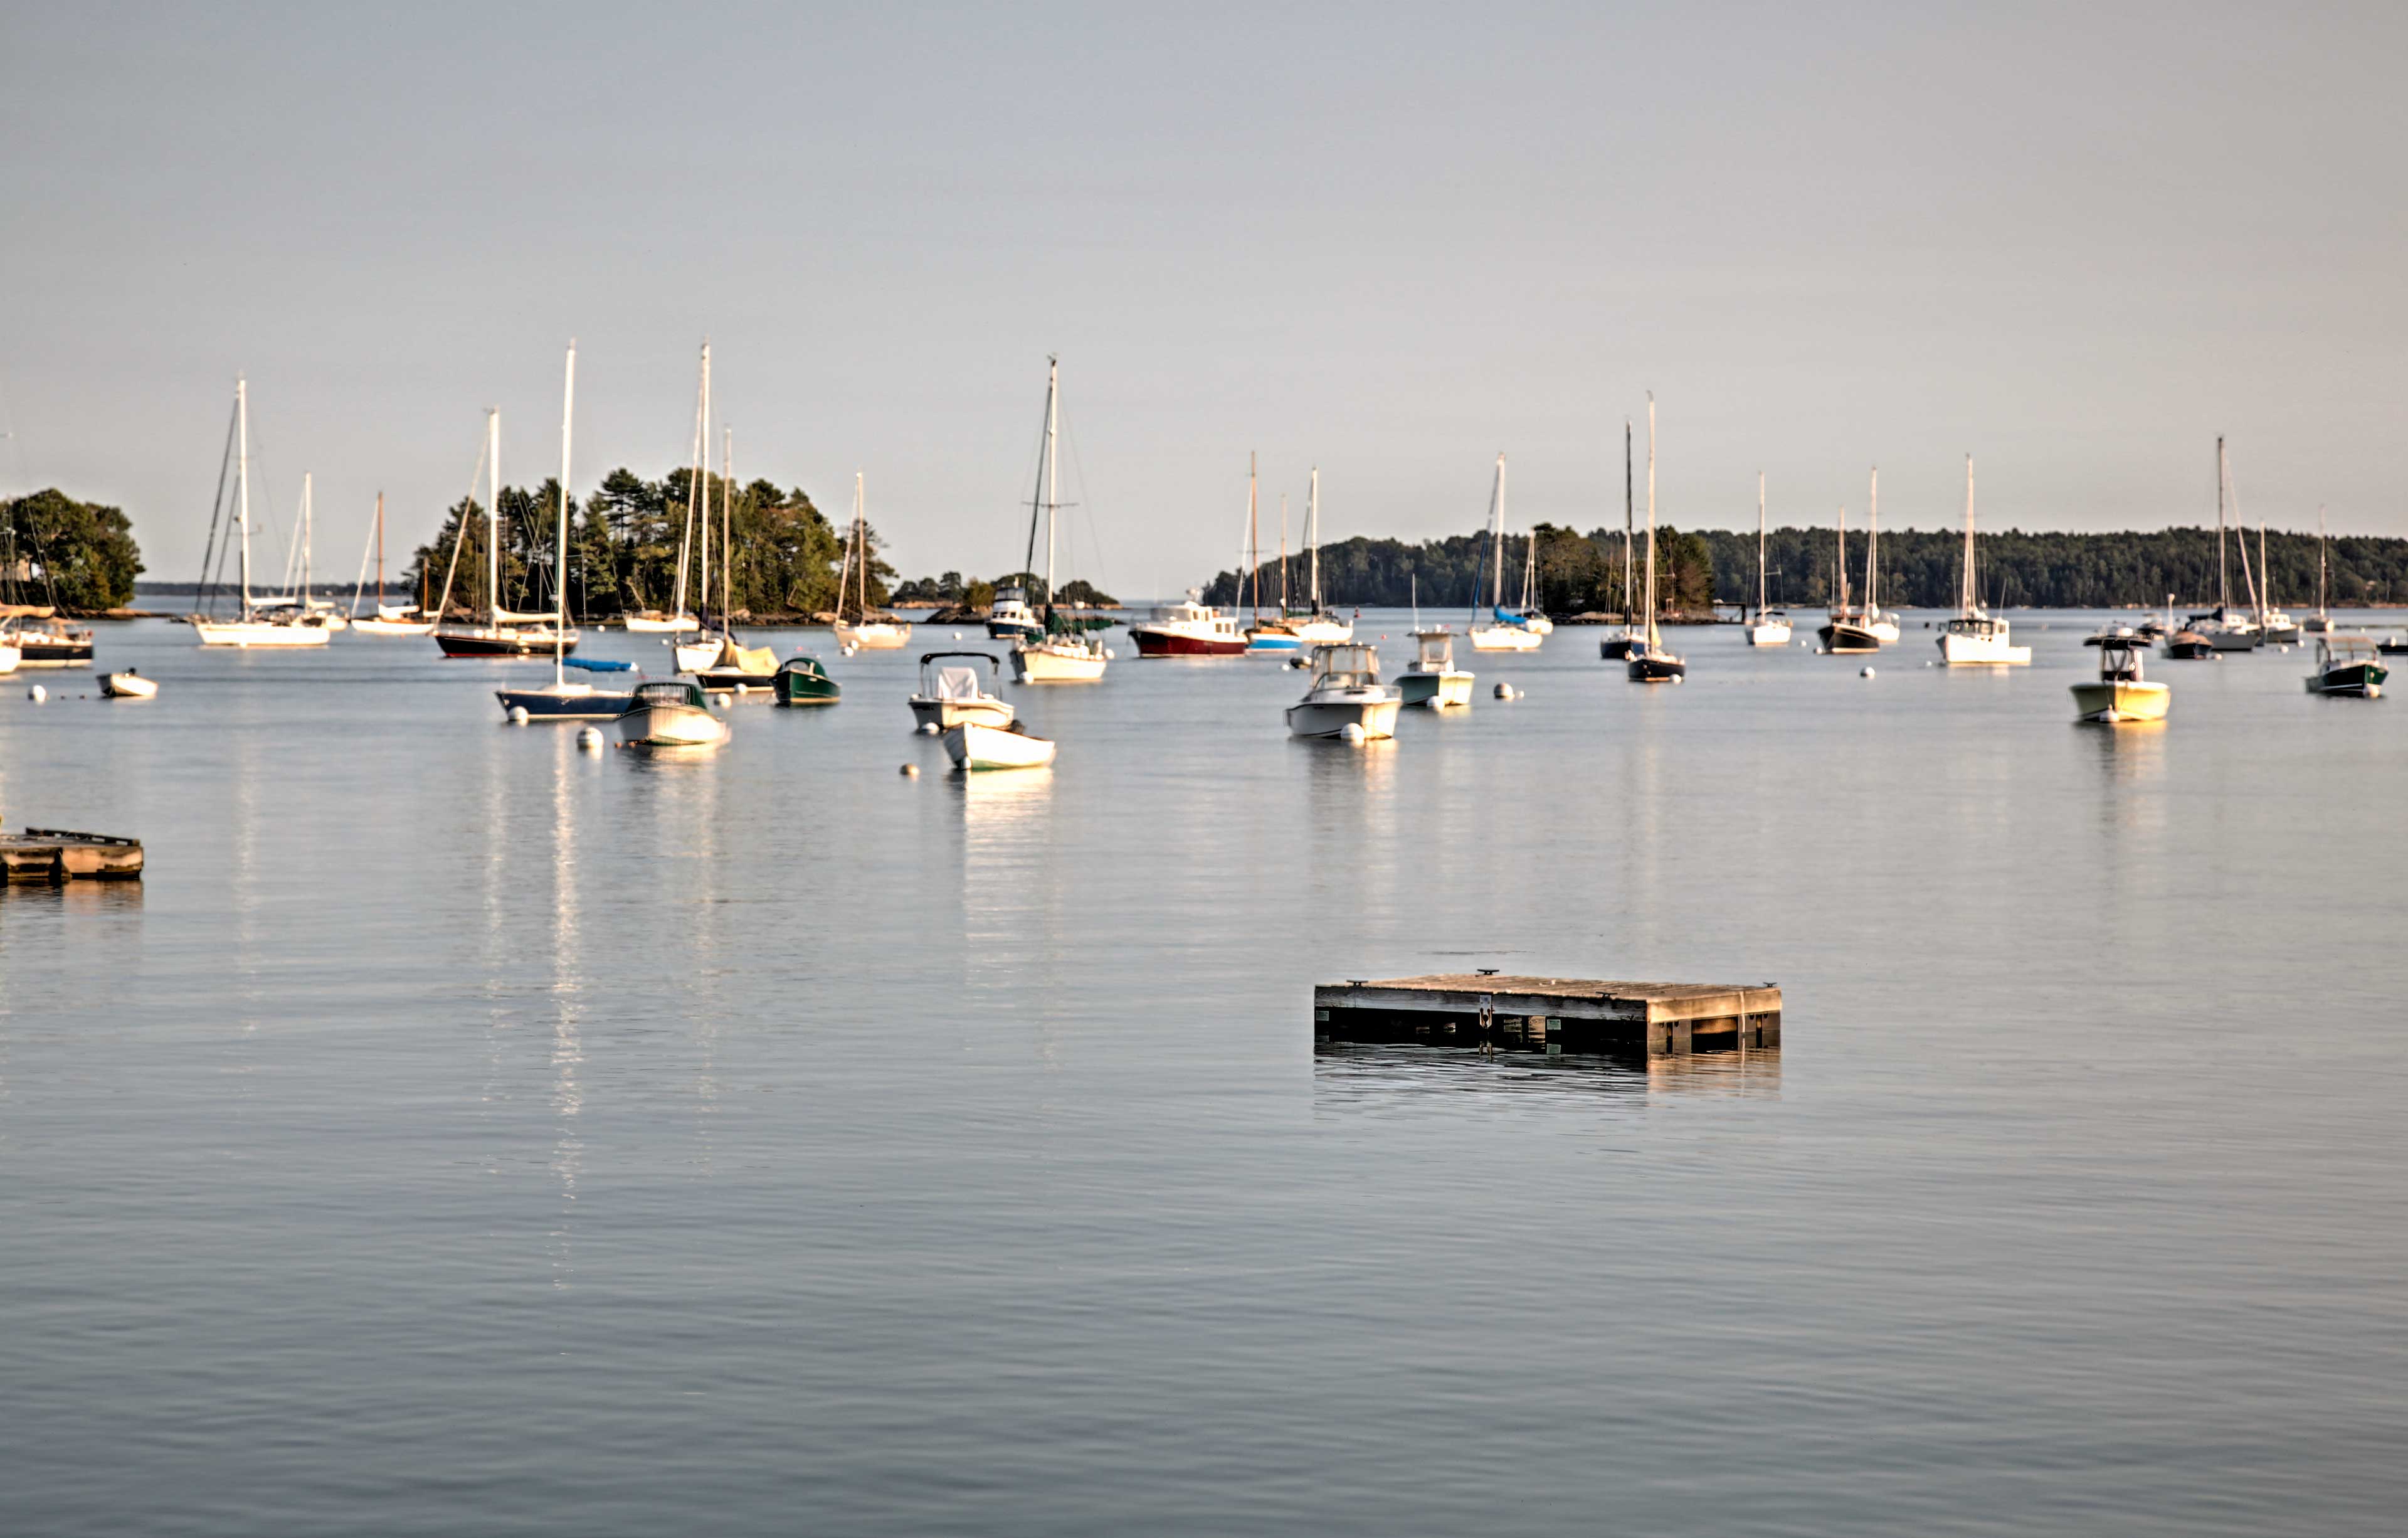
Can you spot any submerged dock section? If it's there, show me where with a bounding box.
[1,829,145,883]
[1315,973,1780,1056]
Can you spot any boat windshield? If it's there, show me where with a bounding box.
[1946,615,2002,637]
[781,655,827,677]
[1311,644,1379,681]
[2099,642,2144,679]
[2322,639,2378,664]
[631,681,703,706]
[1415,634,1452,667]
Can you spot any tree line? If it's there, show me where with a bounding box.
[1205,524,2408,614]
[3,489,145,610]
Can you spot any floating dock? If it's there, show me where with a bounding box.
[1315,973,1780,1056]
[0,829,145,883]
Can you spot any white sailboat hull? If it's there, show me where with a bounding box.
[193,619,332,647]
[1286,694,1400,739]
[1289,617,1353,644]
[621,613,699,634]
[349,618,435,636]
[835,621,912,650]
[672,639,720,672]
[615,700,729,749]
[1868,618,1901,644]
[1467,625,1542,652]
[0,644,18,675]
[944,721,1056,770]
[1011,641,1109,682]
[1747,620,1792,647]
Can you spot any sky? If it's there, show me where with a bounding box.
[4,1,2404,593]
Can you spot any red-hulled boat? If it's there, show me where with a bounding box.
[1129,590,1246,657]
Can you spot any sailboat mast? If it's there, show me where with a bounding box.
[722,425,733,633]
[1644,395,1657,644]
[1307,468,1321,611]
[1836,504,1849,613]
[1866,467,1879,616]
[1278,495,1289,613]
[1043,356,1059,608]
[2318,504,2329,620]
[1962,455,1977,617]
[1491,453,1508,610]
[1624,421,1634,627]
[235,376,251,612]
[698,343,712,628]
[555,339,576,684]
[375,492,384,605]
[1248,453,1261,623]
[1756,471,1768,615]
[852,473,866,619]
[301,472,314,604]
[486,409,500,620]
[2216,435,2229,612]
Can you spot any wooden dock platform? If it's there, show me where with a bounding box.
[1314,973,1780,1056]
[1,829,145,883]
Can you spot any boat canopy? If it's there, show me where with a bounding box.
[1311,644,1380,679]
[630,679,707,707]
[780,655,829,678]
[2320,637,2380,663]
[934,666,985,700]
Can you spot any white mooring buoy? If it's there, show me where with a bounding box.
[28,684,46,703]
[917,721,939,736]
[508,704,531,724]
[578,726,603,751]
[1493,682,1515,700]
[1861,666,1876,679]
[1339,723,1367,746]
[900,762,920,778]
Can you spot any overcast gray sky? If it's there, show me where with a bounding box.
[4,1,2402,590]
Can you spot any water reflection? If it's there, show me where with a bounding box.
[1314,1040,1780,1116]
[955,768,1059,1031]
[547,728,584,1287]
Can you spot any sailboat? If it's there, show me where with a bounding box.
[1817,491,1881,654]
[1010,357,1109,683]
[1937,457,2030,664]
[1746,472,1791,646]
[2259,517,2301,644]
[498,343,629,721]
[1242,457,1303,652]
[1600,421,1645,660]
[2305,506,2330,635]
[1468,455,1541,652]
[2184,438,2261,651]
[1863,474,1901,644]
[688,428,779,691]
[434,406,579,658]
[1510,534,1553,634]
[832,473,912,649]
[1287,470,1352,644]
[347,493,435,635]
[671,345,731,673]
[1625,395,1686,682]
[192,379,333,647]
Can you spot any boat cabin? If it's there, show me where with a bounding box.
[1945,613,2008,640]
[779,655,832,682]
[626,679,708,711]
[1412,631,1455,671]
[2098,639,2147,682]
[2316,637,2380,669]
[1308,644,1381,685]
[917,650,1003,699]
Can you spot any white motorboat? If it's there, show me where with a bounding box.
[1937,457,2031,665]
[1465,452,1546,652]
[1012,634,1108,682]
[192,395,336,649]
[1746,471,1792,645]
[944,719,1056,770]
[1398,628,1474,708]
[910,652,1016,730]
[2071,637,2170,723]
[100,669,158,698]
[615,679,730,749]
[835,618,913,650]
[1286,643,1400,739]
[672,636,721,671]
[986,585,1042,641]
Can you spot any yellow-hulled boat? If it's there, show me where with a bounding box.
[2071,637,2170,723]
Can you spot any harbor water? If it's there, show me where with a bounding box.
[4,612,2405,1535]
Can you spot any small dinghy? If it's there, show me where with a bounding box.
[100,669,159,699]
[944,719,1055,771]
[2071,637,2168,723]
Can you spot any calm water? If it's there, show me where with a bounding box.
[4,611,2405,1535]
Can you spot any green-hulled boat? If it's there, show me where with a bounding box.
[773,654,842,706]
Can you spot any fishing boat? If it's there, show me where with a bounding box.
[910,652,1015,731]
[1625,395,1686,683]
[1286,643,1401,739]
[100,669,158,699]
[1398,630,1473,708]
[1746,470,1791,646]
[1131,588,1246,656]
[1601,420,1645,660]
[1468,455,1543,652]
[615,678,729,749]
[346,494,435,635]
[2071,636,2169,723]
[1937,457,2030,664]
[944,719,1055,771]
[3,614,96,666]
[1817,497,1881,654]
[986,586,1043,641]
[831,472,912,650]
[2304,636,2387,698]
[1008,358,1112,684]
[498,344,628,721]
[432,406,579,658]
[773,654,841,706]
[190,380,332,649]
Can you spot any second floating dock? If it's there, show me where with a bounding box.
[1315,973,1780,1056]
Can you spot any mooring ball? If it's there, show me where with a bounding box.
[708,692,728,709]
[918,721,939,736]
[28,684,46,703]
[734,682,749,695]
[577,727,603,751]
[900,762,920,777]
[953,631,963,640]
[1861,666,1876,679]
[1339,723,1367,746]
[1104,649,1116,660]
[508,704,531,724]
[1492,682,1513,699]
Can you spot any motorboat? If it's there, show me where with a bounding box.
[2262,609,2302,645]
[2304,637,2387,698]
[2163,627,2218,660]
[986,586,1043,641]
[1012,632,1108,682]
[4,614,97,666]
[2071,637,2169,723]
[944,719,1056,771]
[1285,643,1400,739]
[1131,589,1245,656]
[615,678,730,749]
[100,669,158,699]
[1625,396,1686,684]
[834,618,912,650]
[910,652,1016,731]
[1465,452,1545,652]
[773,654,842,706]
[2381,635,2408,657]
[1398,629,1474,708]
[1245,619,1304,653]
[2084,624,2143,646]
[495,344,620,721]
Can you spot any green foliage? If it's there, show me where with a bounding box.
[1207,524,1712,617]
[3,488,145,610]
[404,468,870,618]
